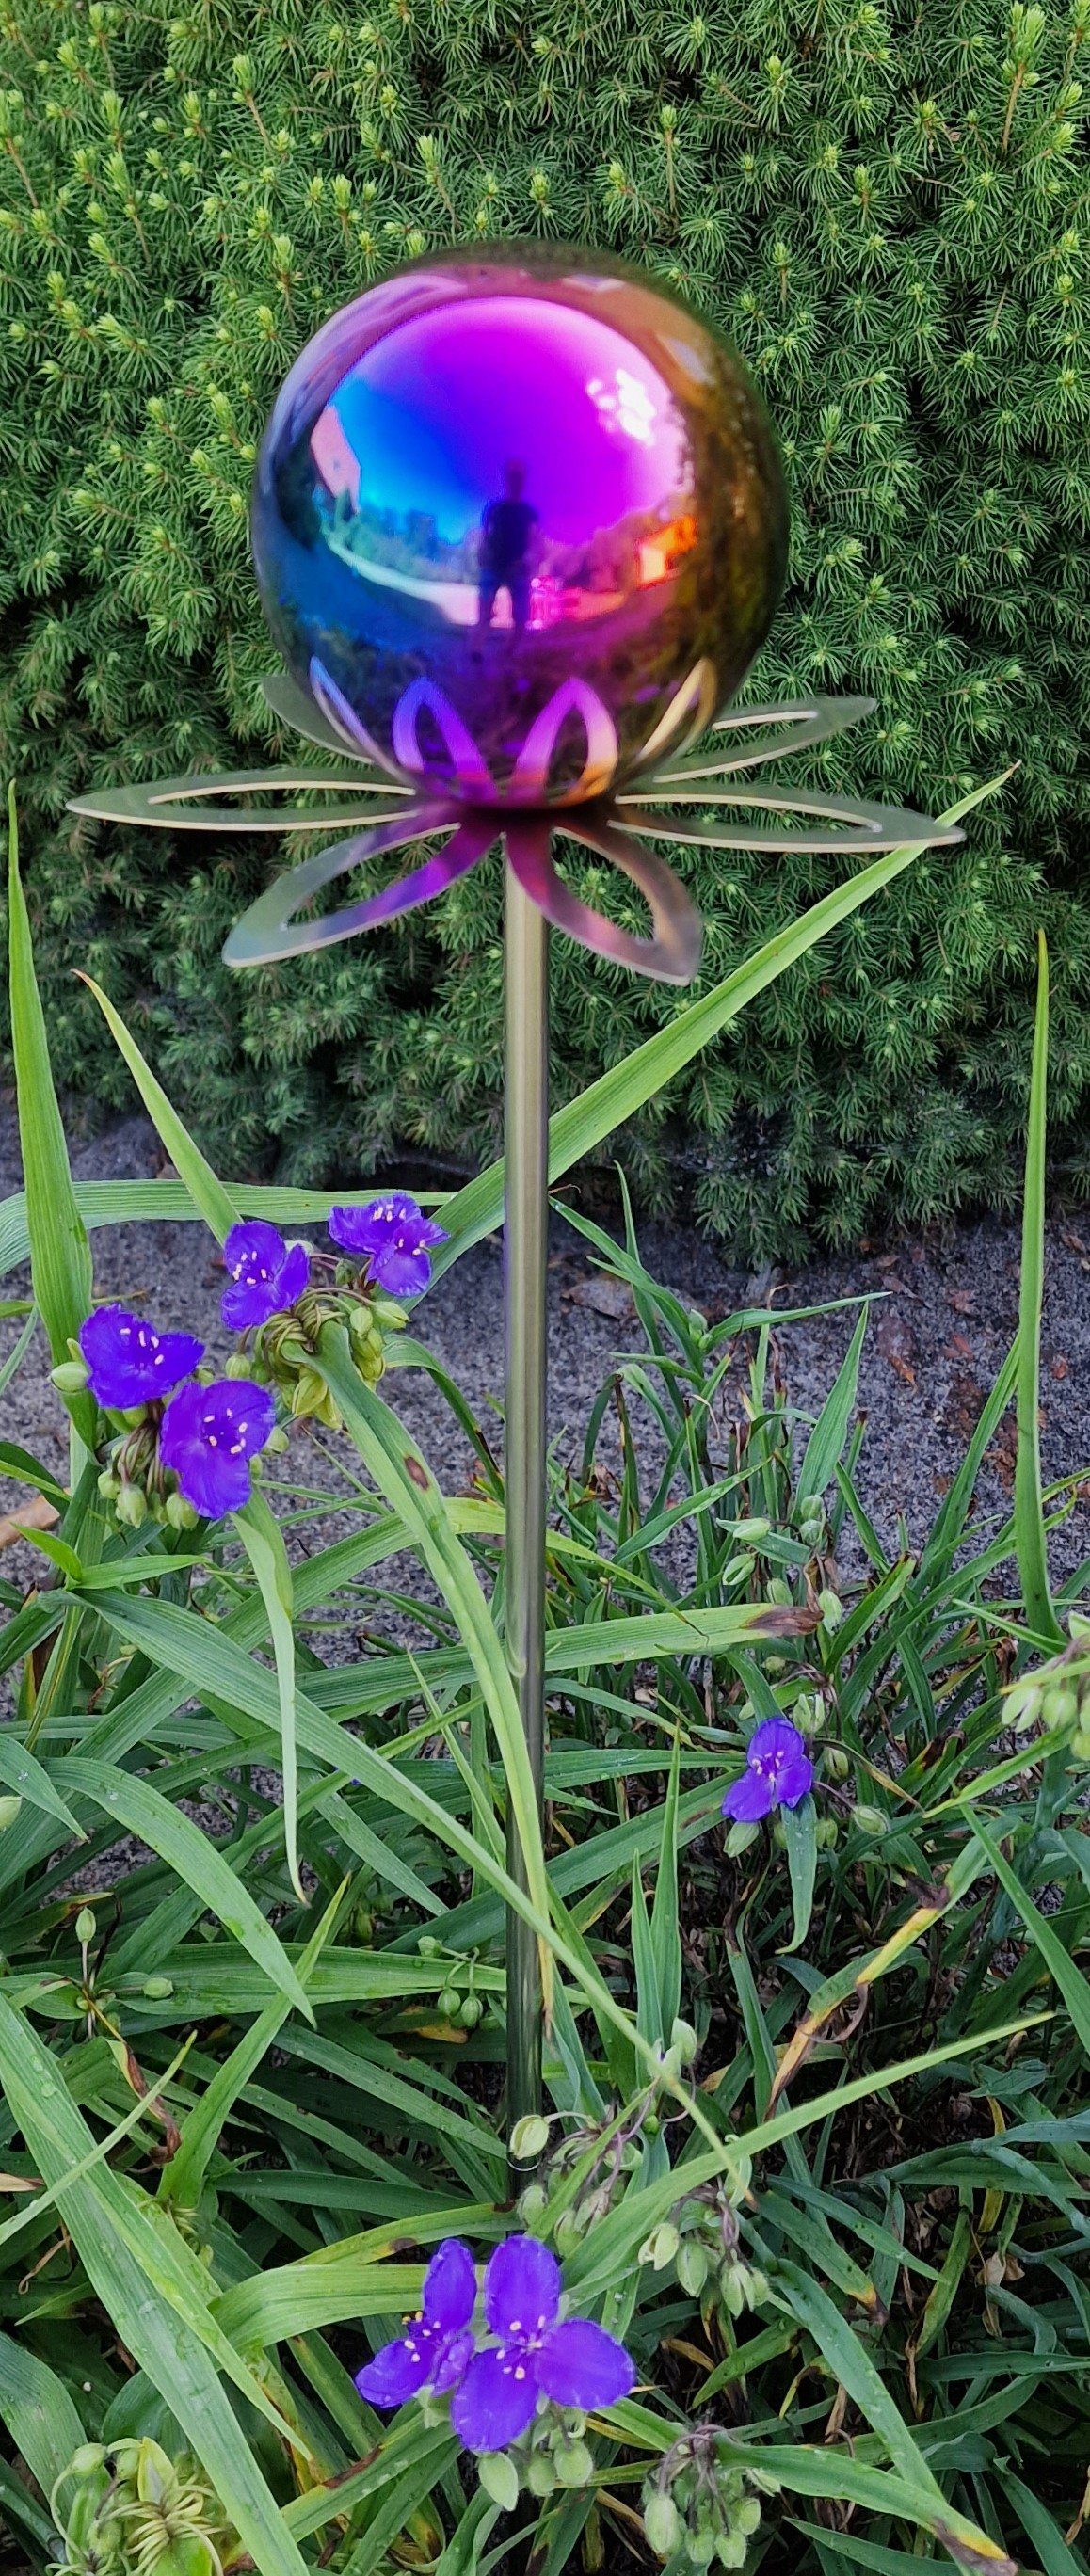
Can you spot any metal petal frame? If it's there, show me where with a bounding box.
[69,671,963,992]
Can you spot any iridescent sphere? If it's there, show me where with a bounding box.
[252,245,789,808]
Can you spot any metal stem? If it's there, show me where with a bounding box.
[504,862,549,2150]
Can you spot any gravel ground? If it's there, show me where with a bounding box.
[3,1099,1089,1620]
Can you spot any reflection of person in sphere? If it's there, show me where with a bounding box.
[477,459,539,632]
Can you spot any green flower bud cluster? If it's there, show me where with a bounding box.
[477,2407,596,2513]
[248,1278,407,1427]
[96,1413,198,1533]
[640,2177,768,2324]
[416,1932,487,2029]
[642,2427,778,2570]
[793,1495,827,1553]
[1005,1618,1090,1760]
[50,2434,231,2576]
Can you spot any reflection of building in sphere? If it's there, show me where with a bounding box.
[253,245,788,806]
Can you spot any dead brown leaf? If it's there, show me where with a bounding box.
[0,1493,59,1553]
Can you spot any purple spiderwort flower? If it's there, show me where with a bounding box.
[721,1715,813,1823]
[221,1221,310,1332]
[329,1194,449,1297]
[451,2236,634,2454]
[355,2239,476,2408]
[78,1305,204,1411]
[159,1379,276,1520]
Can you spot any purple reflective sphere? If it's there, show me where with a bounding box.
[251,246,788,809]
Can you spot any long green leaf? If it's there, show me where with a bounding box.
[430,777,1006,1275]
[163,1882,347,2209]
[970,1815,1090,2057]
[1015,930,1061,1644]
[313,1332,553,1966]
[235,1489,303,1899]
[56,1757,313,2022]
[0,1998,310,2576]
[0,2331,85,2498]
[80,974,240,1243]
[6,785,96,1450]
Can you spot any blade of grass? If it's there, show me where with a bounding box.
[56,1757,313,2022]
[235,1490,304,1901]
[6,785,96,1452]
[1015,931,1062,1646]
[78,974,240,1243]
[969,1815,1090,2057]
[0,1997,311,2576]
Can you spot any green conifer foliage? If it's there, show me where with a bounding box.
[1,0,1088,1252]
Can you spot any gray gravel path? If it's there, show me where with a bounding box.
[3,1102,1089,1615]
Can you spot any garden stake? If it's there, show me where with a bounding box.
[69,242,964,2147]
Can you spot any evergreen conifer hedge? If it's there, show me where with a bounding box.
[2,0,1088,1251]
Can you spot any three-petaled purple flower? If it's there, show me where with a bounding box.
[355,2236,635,2455]
[160,1379,276,1520]
[452,2236,634,2453]
[329,1194,449,1297]
[721,1715,813,1823]
[355,2240,476,2409]
[221,1221,310,1332]
[78,1305,204,1411]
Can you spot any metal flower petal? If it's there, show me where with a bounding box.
[67,678,964,997]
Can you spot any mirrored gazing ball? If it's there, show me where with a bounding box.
[251,245,789,808]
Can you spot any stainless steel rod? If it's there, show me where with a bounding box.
[503,864,549,2145]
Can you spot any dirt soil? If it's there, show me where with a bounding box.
[3,1101,1089,1620]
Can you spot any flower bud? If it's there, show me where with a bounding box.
[553,2207,584,2258]
[75,1908,96,1946]
[97,1468,120,1499]
[51,1357,89,1395]
[417,1934,441,1956]
[726,1818,761,1859]
[142,1975,173,1999]
[509,2113,550,2161]
[525,2451,557,2497]
[639,2221,680,2271]
[438,1985,459,2016]
[852,1802,887,1835]
[458,1992,483,2029]
[643,2489,682,2559]
[115,1480,147,1529]
[676,2237,710,2296]
[823,1744,850,1781]
[1071,1725,1090,1763]
[731,1516,771,1543]
[68,2442,108,2478]
[554,2439,593,2488]
[669,2016,698,2065]
[0,1798,22,1832]
[815,1816,839,1848]
[767,1576,793,1606]
[719,2260,746,2317]
[716,2532,748,2568]
[817,1588,842,1629]
[478,2451,520,2513]
[518,2182,549,2225]
[1041,1679,1078,1728]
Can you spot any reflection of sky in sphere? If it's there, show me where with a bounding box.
[312,298,690,547]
